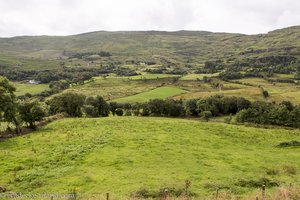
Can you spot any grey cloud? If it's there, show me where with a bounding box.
[0,0,299,37]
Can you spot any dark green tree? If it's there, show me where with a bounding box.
[262,90,269,98]
[109,102,118,116]
[47,93,85,117]
[295,62,300,80]
[84,96,109,117]
[201,111,212,122]
[184,99,198,116]
[19,100,46,129]
[0,76,21,133]
[290,106,300,128]
[115,108,124,116]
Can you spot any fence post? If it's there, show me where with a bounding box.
[262,185,265,200]
[106,192,109,200]
[164,188,168,200]
[50,195,53,200]
[185,180,191,200]
[215,187,219,200]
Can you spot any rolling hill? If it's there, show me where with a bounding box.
[0,26,299,70]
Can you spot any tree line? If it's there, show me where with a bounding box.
[1,76,300,135]
[236,101,300,127]
[0,65,138,84]
[45,93,300,128]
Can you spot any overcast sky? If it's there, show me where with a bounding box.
[0,0,300,37]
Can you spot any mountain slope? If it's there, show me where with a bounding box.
[0,26,299,70]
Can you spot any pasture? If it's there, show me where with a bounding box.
[180,73,219,81]
[113,86,187,103]
[0,117,299,198]
[14,83,49,96]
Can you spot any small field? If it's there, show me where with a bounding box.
[113,86,187,103]
[95,74,180,80]
[63,77,185,101]
[64,78,160,100]
[14,83,49,96]
[0,117,299,198]
[174,77,300,105]
[180,73,219,81]
[126,74,180,80]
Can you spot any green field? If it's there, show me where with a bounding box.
[64,78,160,100]
[113,86,187,103]
[93,74,180,81]
[14,83,49,96]
[0,117,299,198]
[124,74,180,80]
[173,77,300,105]
[180,73,219,81]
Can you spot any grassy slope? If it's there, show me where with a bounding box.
[14,83,49,96]
[0,117,299,198]
[0,26,299,70]
[113,86,187,103]
[63,78,159,100]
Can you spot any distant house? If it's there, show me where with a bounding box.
[28,80,41,84]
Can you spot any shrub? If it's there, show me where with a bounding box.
[236,177,280,188]
[276,140,300,148]
[201,111,212,122]
[115,108,124,116]
[19,100,47,129]
[262,90,269,98]
[124,110,132,116]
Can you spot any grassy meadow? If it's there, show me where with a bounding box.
[64,78,159,100]
[172,77,300,105]
[62,76,186,101]
[0,117,299,199]
[14,83,49,96]
[113,86,186,103]
[180,73,220,81]
[127,74,180,80]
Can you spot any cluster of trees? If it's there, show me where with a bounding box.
[46,92,300,128]
[195,60,224,74]
[46,93,251,121]
[0,65,139,84]
[69,51,112,59]
[236,101,300,128]
[114,67,139,76]
[0,69,37,82]
[144,66,187,75]
[219,70,244,80]
[229,56,298,74]
[47,93,110,118]
[295,64,300,80]
[0,76,46,133]
[219,57,300,81]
